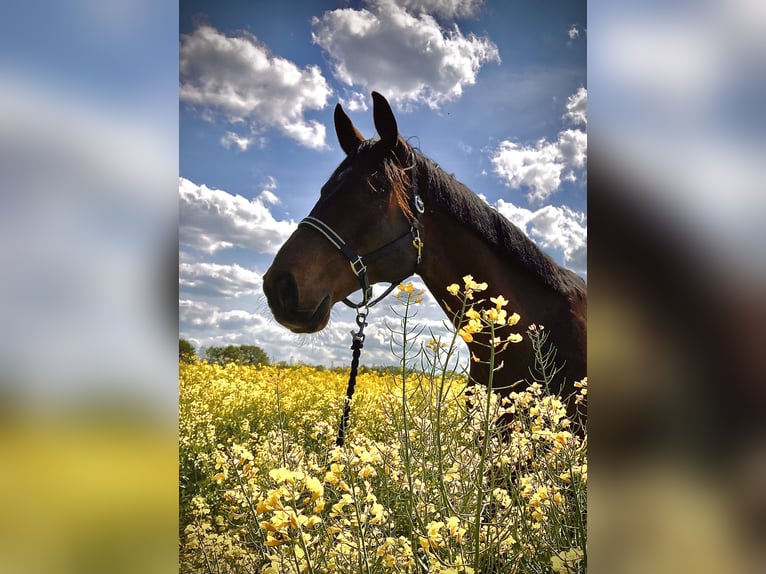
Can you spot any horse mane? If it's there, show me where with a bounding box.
[412,150,585,295]
[347,139,584,295]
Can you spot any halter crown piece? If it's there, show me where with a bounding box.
[298,151,424,446]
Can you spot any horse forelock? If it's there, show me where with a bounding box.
[323,138,415,221]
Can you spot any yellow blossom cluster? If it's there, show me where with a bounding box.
[395,281,424,304]
[180,279,586,573]
[447,276,523,347]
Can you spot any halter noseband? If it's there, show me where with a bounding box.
[298,153,424,310]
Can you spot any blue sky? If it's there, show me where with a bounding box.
[179,0,587,366]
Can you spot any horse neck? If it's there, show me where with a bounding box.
[413,166,559,323]
[416,204,546,325]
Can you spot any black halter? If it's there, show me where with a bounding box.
[298,155,424,310]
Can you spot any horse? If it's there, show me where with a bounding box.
[263,92,586,419]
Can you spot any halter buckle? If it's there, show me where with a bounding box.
[349,257,367,277]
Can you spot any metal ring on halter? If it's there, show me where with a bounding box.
[415,194,425,214]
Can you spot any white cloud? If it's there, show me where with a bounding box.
[179,262,262,299]
[563,86,587,126]
[393,0,485,19]
[491,88,587,202]
[311,0,499,108]
[343,91,369,112]
[220,131,253,151]
[257,189,280,206]
[180,25,332,149]
[557,128,587,168]
[568,25,580,40]
[179,177,296,254]
[491,139,565,203]
[179,299,278,350]
[495,200,587,275]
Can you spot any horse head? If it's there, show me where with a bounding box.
[263,92,421,333]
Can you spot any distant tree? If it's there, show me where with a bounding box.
[205,344,269,366]
[180,339,197,363]
[238,345,270,366]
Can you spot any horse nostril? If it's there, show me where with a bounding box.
[272,272,298,312]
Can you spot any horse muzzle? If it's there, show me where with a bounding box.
[263,270,332,333]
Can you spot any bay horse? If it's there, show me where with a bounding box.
[263,92,586,418]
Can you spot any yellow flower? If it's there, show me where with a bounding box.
[304,515,322,529]
[304,476,324,501]
[462,274,488,292]
[260,510,290,532]
[551,547,584,574]
[446,283,460,296]
[256,490,285,513]
[264,534,284,547]
[485,307,507,325]
[446,516,466,543]
[369,502,387,525]
[324,463,344,484]
[507,312,520,326]
[269,467,302,484]
[419,521,445,549]
[359,464,377,479]
[490,295,509,308]
[458,328,474,343]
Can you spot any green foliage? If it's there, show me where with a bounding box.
[180,338,197,363]
[205,344,270,366]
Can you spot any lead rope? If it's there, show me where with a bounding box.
[331,151,423,447]
[335,306,368,446]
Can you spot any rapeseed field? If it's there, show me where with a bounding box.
[180,279,587,573]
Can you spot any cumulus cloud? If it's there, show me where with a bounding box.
[179,262,262,299]
[179,299,280,351]
[491,88,587,202]
[311,0,499,108]
[495,200,587,275]
[179,177,296,254]
[563,86,587,126]
[394,0,485,20]
[180,25,332,149]
[343,91,369,112]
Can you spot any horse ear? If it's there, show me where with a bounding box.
[334,103,365,156]
[372,91,409,162]
[372,92,400,148]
